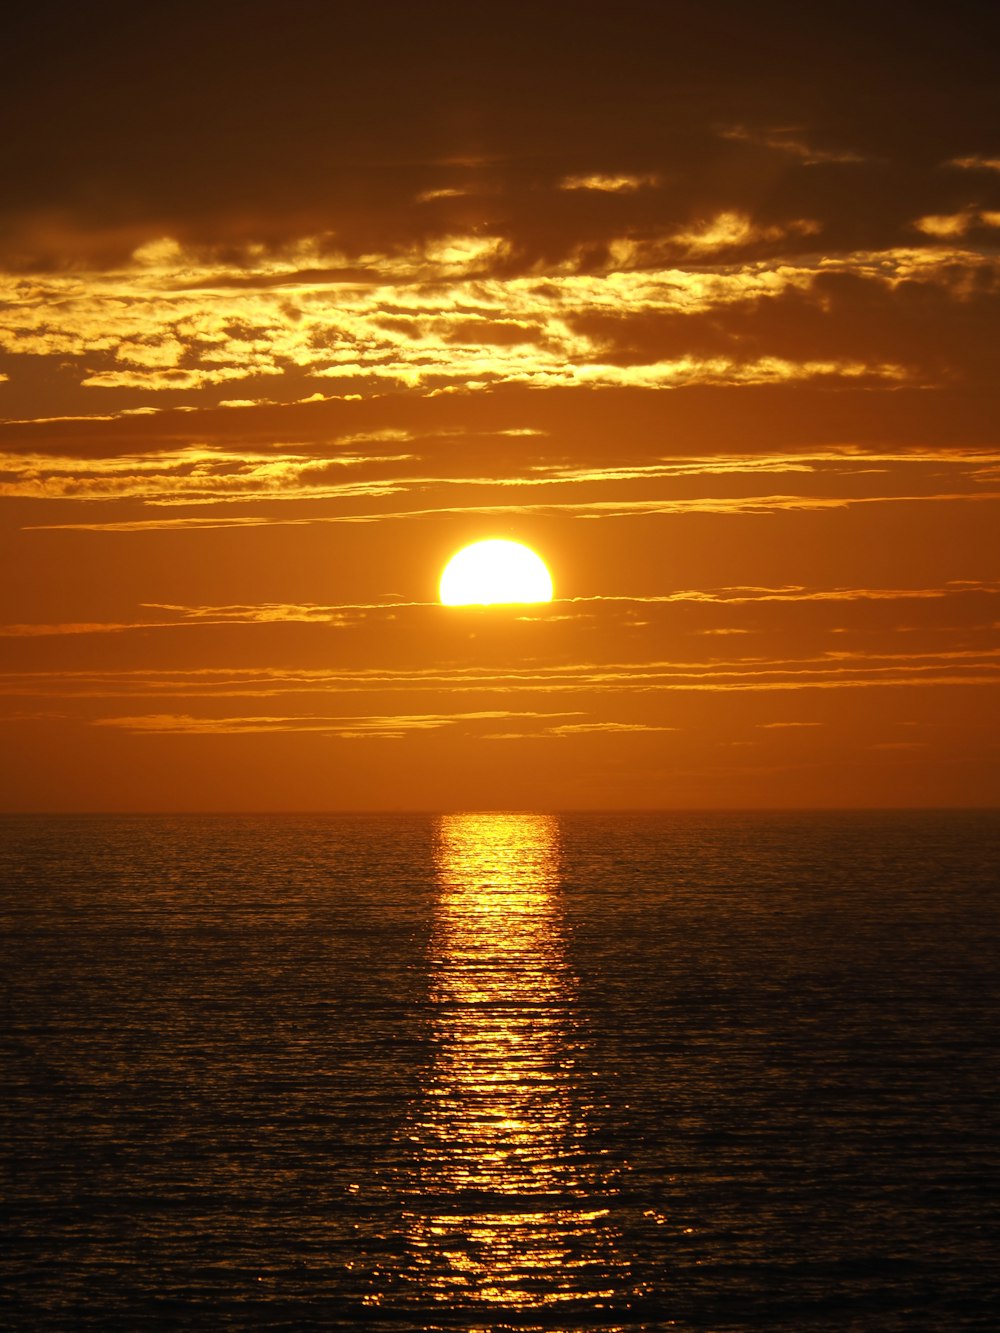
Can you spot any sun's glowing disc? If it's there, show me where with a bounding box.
[439,539,553,606]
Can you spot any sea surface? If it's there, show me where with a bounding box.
[1,811,998,1331]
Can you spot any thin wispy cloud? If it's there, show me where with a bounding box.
[8,445,997,519]
[4,646,996,702]
[719,124,868,165]
[4,581,996,638]
[91,708,584,739]
[23,488,1000,534]
[559,173,661,193]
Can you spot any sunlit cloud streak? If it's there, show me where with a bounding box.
[3,646,996,703]
[547,720,679,734]
[0,446,412,504]
[757,721,825,728]
[569,580,1000,606]
[559,173,661,192]
[719,124,868,165]
[89,708,583,739]
[23,488,1000,533]
[948,156,1000,172]
[914,210,1000,237]
[3,580,997,638]
[6,444,998,512]
[671,212,820,253]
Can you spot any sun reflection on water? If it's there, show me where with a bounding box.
[395,812,625,1315]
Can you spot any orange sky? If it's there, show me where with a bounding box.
[1,3,998,810]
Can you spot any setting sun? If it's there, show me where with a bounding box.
[439,539,554,606]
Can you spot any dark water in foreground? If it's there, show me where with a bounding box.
[1,811,998,1331]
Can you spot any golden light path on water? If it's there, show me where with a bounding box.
[392,812,629,1317]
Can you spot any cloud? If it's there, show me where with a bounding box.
[1,4,996,296]
[0,621,160,638]
[415,187,470,203]
[0,599,434,637]
[142,601,404,623]
[671,211,820,254]
[0,444,413,505]
[720,124,868,165]
[3,579,995,640]
[90,708,584,739]
[2,234,992,411]
[757,721,825,728]
[5,643,997,709]
[24,486,1000,534]
[114,337,186,368]
[547,720,678,735]
[559,174,660,193]
[573,581,1000,606]
[914,209,1000,238]
[948,156,1000,173]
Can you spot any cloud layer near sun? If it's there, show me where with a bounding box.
[1,236,994,405]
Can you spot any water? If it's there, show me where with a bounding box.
[1,811,998,1330]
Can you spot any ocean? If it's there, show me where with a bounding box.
[1,811,998,1330]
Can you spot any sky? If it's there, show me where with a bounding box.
[1,1,998,811]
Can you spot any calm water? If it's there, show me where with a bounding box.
[1,811,998,1330]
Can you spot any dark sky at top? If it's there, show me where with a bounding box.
[3,2,998,263]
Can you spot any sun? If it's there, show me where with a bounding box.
[439,539,554,606]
